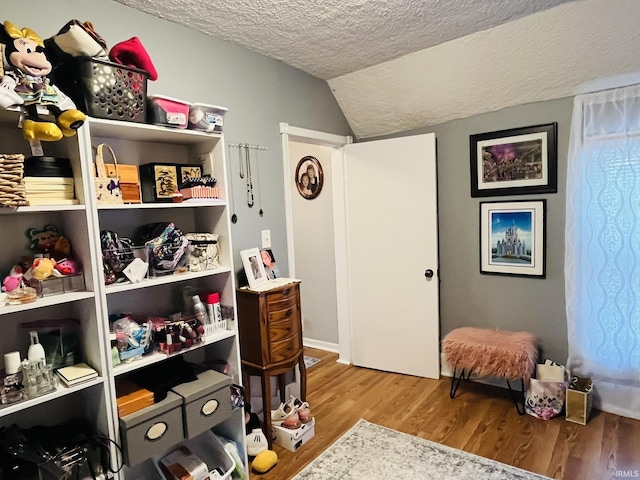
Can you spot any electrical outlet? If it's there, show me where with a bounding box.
[261,230,271,249]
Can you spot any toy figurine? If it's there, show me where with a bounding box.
[2,265,23,292]
[0,21,85,142]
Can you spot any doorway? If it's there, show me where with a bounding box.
[280,124,352,363]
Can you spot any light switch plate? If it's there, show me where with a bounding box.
[261,230,271,248]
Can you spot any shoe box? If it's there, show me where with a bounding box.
[272,417,315,452]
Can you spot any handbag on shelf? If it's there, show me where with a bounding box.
[94,144,123,205]
[45,19,109,68]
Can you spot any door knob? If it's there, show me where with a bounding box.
[424,269,434,278]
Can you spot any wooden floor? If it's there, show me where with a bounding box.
[249,347,640,480]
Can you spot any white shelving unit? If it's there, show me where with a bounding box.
[0,111,246,479]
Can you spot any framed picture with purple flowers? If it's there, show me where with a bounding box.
[470,123,557,197]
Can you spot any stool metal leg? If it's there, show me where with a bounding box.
[506,378,526,415]
[449,367,472,399]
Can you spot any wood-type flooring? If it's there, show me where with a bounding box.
[249,347,640,480]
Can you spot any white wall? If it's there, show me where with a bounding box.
[288,141,339,345]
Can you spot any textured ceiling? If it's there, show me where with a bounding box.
[114,0,577,80]
[114,0,640,139]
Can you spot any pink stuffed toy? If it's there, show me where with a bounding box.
[2,265,23,292]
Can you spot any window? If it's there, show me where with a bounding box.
[565,85,640,420]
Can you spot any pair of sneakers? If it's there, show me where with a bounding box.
[271,396,312,430]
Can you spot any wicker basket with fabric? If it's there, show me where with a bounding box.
[0,153,28,207]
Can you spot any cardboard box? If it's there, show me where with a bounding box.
[171,369,232,439]
[119,391,184,465]
[272,417,315,452]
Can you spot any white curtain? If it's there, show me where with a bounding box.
[565,84,640,420]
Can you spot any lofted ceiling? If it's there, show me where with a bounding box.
[115,0,640,138]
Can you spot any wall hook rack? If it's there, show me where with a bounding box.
[226,142,268,151]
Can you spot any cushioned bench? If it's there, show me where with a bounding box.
[442,327,538,414]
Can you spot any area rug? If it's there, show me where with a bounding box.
[304,356,321,369]
[292,419,552,480]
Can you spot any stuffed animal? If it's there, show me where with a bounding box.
[0,20,85,142]
[29,257,56,280]
[2,265,24,292]
[26,224,71,260]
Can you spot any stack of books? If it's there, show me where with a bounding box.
[56,362,98,387]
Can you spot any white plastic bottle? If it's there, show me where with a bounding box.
[27,331,46,366]
[204,293,223,325]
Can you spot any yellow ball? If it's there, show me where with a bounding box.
[252,449,278,473]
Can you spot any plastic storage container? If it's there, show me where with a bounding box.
[53,56,148,123]
[153,430,236,480]
[188,103,228,133]
[148,95,190,129]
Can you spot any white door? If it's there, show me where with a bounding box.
[344,134,440,378]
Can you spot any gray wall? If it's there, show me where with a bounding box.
[383,97,573,364]
[3,2,572,362]
[2,0,352,273]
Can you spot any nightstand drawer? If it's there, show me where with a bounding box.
[268,318,297,343]
[266,286,298,311]
[267,304,298,323]
[270,334,301,363]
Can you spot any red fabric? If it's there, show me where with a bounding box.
[109,37,158,80]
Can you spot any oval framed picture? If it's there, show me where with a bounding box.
[295,156,323,199]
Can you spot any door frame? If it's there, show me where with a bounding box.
[280,123,353,364]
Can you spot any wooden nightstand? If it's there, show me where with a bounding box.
[237,281,306,447]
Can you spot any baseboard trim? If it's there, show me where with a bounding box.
[302,338,339,353]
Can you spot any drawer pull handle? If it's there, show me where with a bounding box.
[201,399,219,416]
[145,422,167,441]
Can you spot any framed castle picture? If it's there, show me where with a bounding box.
[479,199,546,278]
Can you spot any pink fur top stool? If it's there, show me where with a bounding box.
[443,327,538,415]
[443,327,538,380]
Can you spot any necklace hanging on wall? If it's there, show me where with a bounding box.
[226,143,238,223]
[245,144,254,208]
[238,144,244,179]
[256,148,264,216]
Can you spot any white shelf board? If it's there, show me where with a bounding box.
[87,117,222,145]
[0,291,95,316]
[112,330,234,376]
[104,267,232,294]
[0,376,105,418]
[97,199,226,210]
[0,205,86,215]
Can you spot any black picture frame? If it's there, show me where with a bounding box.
[479,199,546,278]
[295,156,323,199]
[470,123,557,197]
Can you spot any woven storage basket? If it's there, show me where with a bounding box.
[0,154,28,207]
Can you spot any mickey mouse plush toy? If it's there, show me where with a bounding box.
[0,20,85,141]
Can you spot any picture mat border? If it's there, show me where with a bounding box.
[479,199,546,278]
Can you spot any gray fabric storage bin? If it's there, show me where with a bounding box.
[119,391,184,466]
[171,369,232,439]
